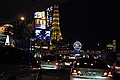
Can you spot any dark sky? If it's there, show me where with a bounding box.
[0,0,68,24]
[0,0,120,50]
[58,0,120,50]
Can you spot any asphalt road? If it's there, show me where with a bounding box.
[42,68,70,80]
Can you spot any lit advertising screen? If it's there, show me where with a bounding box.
[34,30,50,41]
[35,19,46,29]
[0,35,7,44]
[44,30,50,40]
[34,11,46,19]
[35,29,42,40]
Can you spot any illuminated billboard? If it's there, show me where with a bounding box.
[0,34,15,47]
[34,29,50,41]
[35,19,46,29]
[34,11,46,19]
[44,30,50,40]
[35,29,42,40]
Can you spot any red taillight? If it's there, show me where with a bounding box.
[103,71,113,77]
[29,63,34,71]
[115,66,120,70]
[31,73,37,76]
[56,62,59,66]
[70,62,72,64]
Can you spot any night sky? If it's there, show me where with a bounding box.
[59,0,120,50]
[0,0,120,50]
[0,0,68,24]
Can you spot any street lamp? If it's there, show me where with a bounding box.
[20,16,25,21]
[19,16,25,24]
[97,43,100,46]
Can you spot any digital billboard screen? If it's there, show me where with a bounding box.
[35,19,46,29]
[34,29,50,41]
[34,11,46,19]
[44,30,50,40]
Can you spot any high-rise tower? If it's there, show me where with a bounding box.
[50,5,63,44]
[50,5,63,51]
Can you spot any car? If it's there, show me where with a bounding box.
[41,54,65,70]
[70,58,115,80]
[64,58,76,68]
[75,52,95,59]
[113,61,120,74]
[0,46,42,80]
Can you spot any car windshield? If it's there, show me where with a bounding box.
[64,59,76,62]
[56,55,62,60]
[42,54,63,62]
[74,58,109,69]
[42,55,56,61]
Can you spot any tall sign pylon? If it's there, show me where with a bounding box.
[50,5,63,51]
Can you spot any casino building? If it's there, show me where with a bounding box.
[29,4,69,55]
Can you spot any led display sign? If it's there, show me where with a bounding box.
[34,11,46,19]
[34,29,50,41]
[35,19,46,29]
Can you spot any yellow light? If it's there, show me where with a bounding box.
[77,70,82,74]
[73,70,76,73]
[77,63,80,65]
[103,72,107,76]
[21,17,25,21]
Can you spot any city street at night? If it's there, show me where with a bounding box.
[1,0,120,80]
